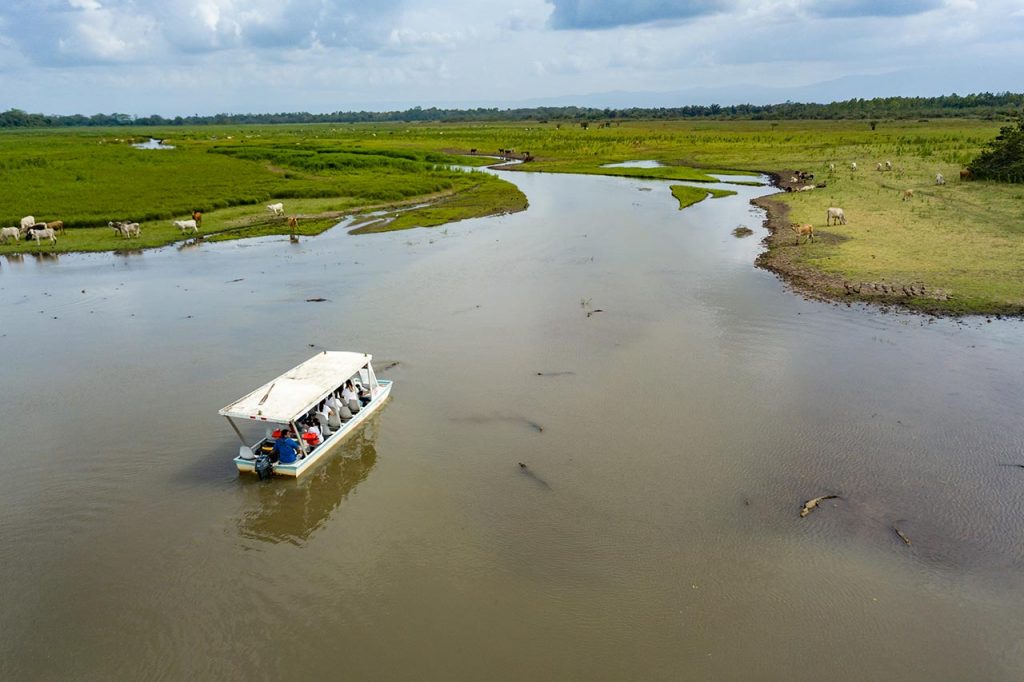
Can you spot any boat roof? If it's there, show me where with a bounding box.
[219,351,372,423]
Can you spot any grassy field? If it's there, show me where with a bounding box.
[0,126,523,253]
[2,118,1020,314]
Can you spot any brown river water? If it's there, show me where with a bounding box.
[2,168,1023,680]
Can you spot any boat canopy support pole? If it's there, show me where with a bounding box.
[290,419,308,455]
[225,417,248,446]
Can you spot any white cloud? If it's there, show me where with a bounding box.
[0,0,1019,115]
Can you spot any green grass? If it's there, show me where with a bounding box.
[0,126,524,253]
[670,185,738,209]
[2,118,1020,313]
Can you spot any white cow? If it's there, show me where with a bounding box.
[174,219,198,234]
[32,227,57,245]
[828,163,836,173]
[121,222,141,238]
[20,215,35,232]
[885,160,893,171]
[1,226,20,243]
[850,162,858,171]
[935,173,945,185]
[266,202,284,216]
[876,162,884,171]
[826,207,847,225]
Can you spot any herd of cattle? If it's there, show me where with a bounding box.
[784,160,969,245]
[1,203,300,249]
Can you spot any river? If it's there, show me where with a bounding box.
[1,167,1022,680]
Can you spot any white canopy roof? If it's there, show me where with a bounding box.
[219,351,372,423]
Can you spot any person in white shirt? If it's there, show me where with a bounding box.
[342,381,361,414]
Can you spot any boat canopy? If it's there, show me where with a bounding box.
[219,351,372,423]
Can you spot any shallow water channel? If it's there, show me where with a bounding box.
[2,167,1023,680]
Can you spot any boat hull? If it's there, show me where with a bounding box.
[234,380,392,477]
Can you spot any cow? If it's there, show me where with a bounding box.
[876,162,884,171]
[935,173,945,185]
[828,163,836,173]
[885,160,893,171]
[121,222,141,238]
[798,185,815,191]
[46,220,64,235]
[902,189,914,201]
[109,221,125,236]
[826,207,847,225]
[960,169,973,181]
[789,223,814,244]
[19,216,35,232]
[287,216,298,229]
[0,226,20,243]
[851,162,858,171]
[174,219,199,234]
[191,210,203,226]
[31,227,57,246]
[266,202,284,216]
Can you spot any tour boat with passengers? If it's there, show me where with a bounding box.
[219,351,392,477]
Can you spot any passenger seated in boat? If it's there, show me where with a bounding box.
[274,430,301,464]
[316,403,333,437]
[342,381,361,414]
[302,421,323,449]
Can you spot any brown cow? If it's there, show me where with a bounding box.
[960,169,973,181]
[287,216,298,229]
[46,220,64,235]
[902,189,914,201]
[789,223,814,244]
[191,210,202,226]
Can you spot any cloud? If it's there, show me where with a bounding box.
[0,0,408,64]
[807,0,943,18]
[547,0,729,30]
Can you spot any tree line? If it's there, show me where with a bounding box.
[2,92,1022,129]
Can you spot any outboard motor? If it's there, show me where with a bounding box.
[254,453,273,480]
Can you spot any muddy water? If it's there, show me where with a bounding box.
[2,168,1023,680]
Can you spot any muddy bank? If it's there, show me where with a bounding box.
[752,171,962,316]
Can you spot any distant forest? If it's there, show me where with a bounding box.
[2,92,1022,128]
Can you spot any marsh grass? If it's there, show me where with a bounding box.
[670,185,738,209]
[2,119,1020,312]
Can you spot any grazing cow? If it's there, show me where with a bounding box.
[828,163,836,173]
[851,162,858,171]
[46,220,64,235]
[960,169,973,181]
[885,160,893,171]
[109,221,125,236]
[20,216,35,232]
[121,222,141,238]
[191,210,203,226]
[826,207,847,225]
[935,173,945,185]
[287,216,298,230]
[902,189,914,201]
[32,227,57,245]
[876,162,884,171]
[174,219,199,234]
[789,223,814,244]
[0,226,20,243]
[266,202,284,216]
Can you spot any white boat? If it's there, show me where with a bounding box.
[219,351,392,477]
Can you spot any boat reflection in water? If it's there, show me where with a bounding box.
[235,415,381,546]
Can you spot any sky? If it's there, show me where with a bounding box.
[1,0,1022,116]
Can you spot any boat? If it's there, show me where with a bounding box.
[219,351,392,477]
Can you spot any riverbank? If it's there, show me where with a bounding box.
[752,171,1024,317]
